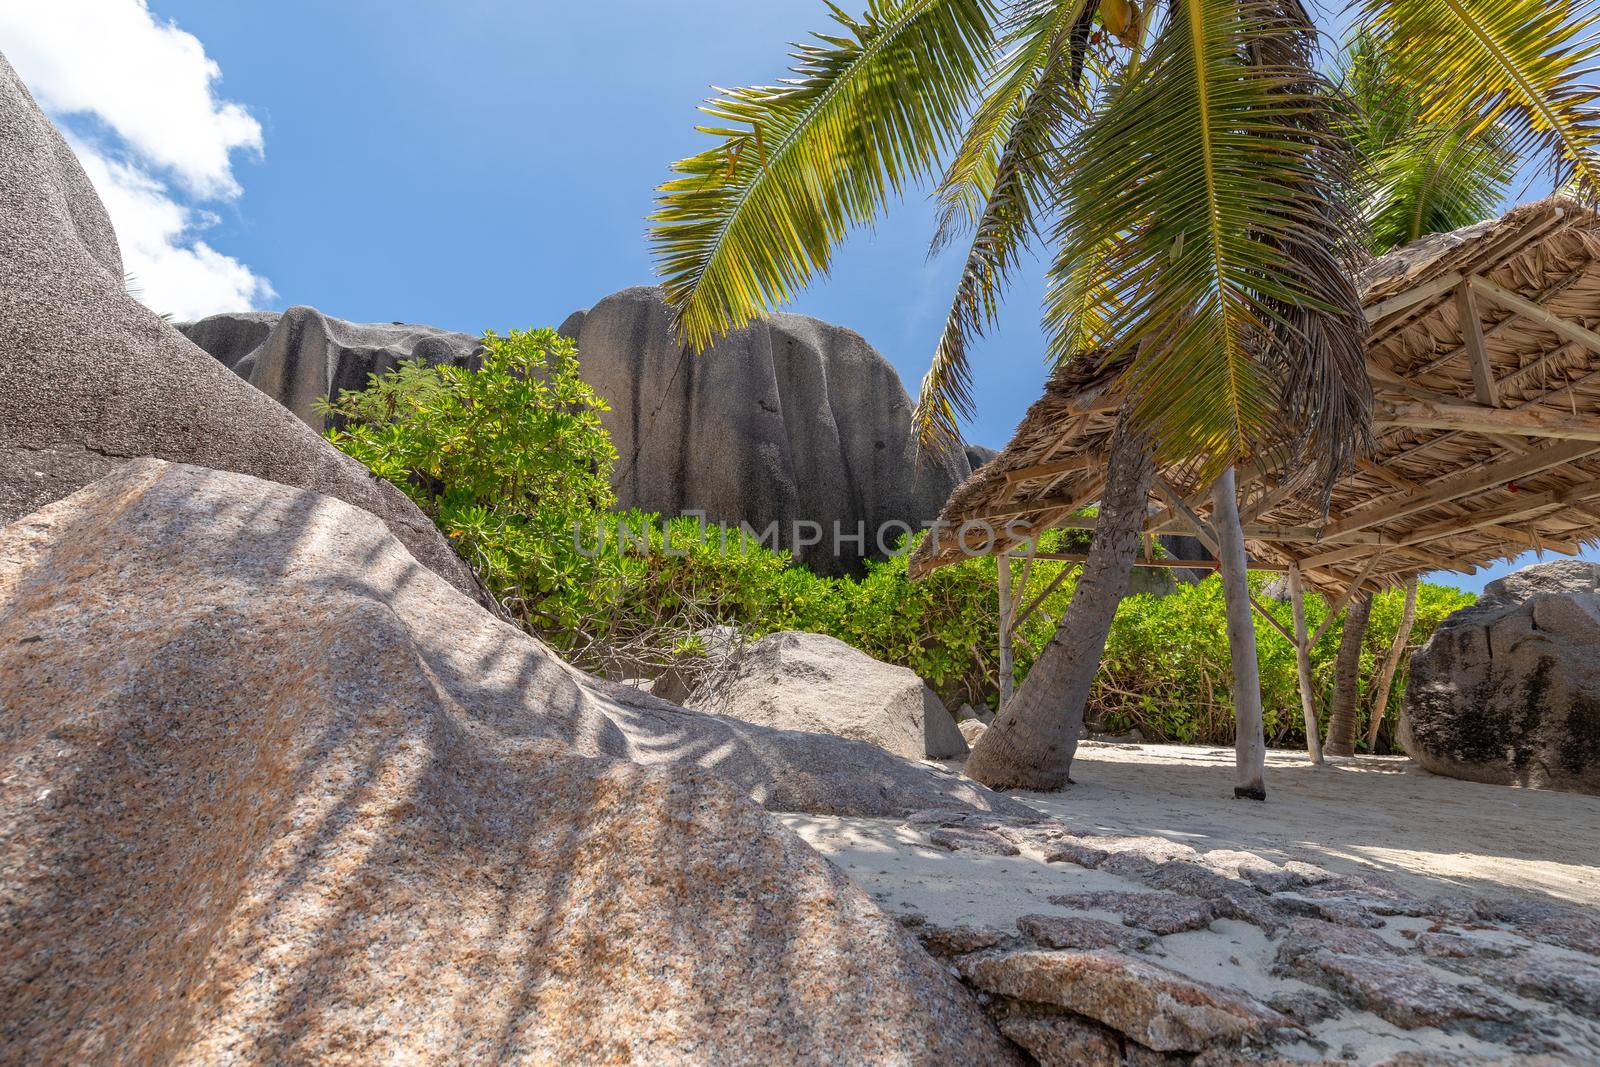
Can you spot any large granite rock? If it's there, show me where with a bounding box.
[177,308,482,427]
[0,54,482,603]
[560,287,971,573]
[1401,561,1600,795]
[0,462,1021,1064]
[688,630,970,760]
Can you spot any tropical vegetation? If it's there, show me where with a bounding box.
[648,0,1600,791]
[321,339,1470,751]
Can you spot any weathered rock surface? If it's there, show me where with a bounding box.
[688,630,969,760]
[929,825,1022,857]
[959,949,1292,1053]
[1016,914,1156,952]
[1275,945,1517,1030]
[959,718,989,746]
[1047,891,1218,936]
[1402,560,1600,794]
[177,308,483,427]
[994,1008,1125,1066]
[560,287,972,573]
[0,460,1025,1063]
[0,55,483,603]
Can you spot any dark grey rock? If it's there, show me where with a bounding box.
[559,287,971,573]
[177,308,483,428]
[1401,560,1600,795]
[0,56,483,602]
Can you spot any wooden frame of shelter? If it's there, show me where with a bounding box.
[909,197,1600,760]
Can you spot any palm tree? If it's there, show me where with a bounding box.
[650,0,1600,791]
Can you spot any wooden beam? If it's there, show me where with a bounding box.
[1413,265,1588,378]
[1026,552,1289,573]
[1250,594,1297,645]
[1321,439,1600,537]
[1373,398,1600,442]
[1366,271,1463,326]
[971,479,1106,525]
[1285,564,1324,765]
[1396,482,1600,548]
[1469,276,1600,358]
[1003,454,1104,484]
[1455,281,1500,407]
[1152,475,1220,555]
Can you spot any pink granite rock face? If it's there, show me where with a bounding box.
[0,462,1020,1065]
[958,949,1293,1052]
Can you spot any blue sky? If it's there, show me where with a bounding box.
[2,0,1592,591]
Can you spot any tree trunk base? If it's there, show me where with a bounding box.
[1233,785,1267,801]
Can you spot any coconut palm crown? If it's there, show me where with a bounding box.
[649,0,1600,490]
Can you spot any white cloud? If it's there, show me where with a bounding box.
[66,135,275,321]
[1,0,274,318]
[0,0,261,198]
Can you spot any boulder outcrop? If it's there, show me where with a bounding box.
[688,630,970,760]
[560,287,972,573]
[177,308,482,427]
[1401,561,1600,795]
[0,55,481,603]
[0,460,1026,1063]
[179,288,980,575]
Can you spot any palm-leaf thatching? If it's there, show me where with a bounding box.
[910,197,1600,598]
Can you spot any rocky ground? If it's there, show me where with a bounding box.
[785,745,1600,1064]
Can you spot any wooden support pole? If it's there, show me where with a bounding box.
[1365,577,1419,750]
[997,549,1015,709]
[1286,563,1326,766]
[1213,468,1267,800]
[1455,282,1500,407]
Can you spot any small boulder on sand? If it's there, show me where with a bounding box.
[688,631,969,760]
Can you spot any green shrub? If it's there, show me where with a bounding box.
[318,327,622,649]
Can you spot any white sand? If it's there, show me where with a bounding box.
[781,745,1600,1062]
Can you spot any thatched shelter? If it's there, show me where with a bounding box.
[910,197,1600,745]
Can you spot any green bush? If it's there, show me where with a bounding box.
[321,332,1474,750]
[318,327,623,649]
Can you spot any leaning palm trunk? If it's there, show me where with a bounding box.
[1324,592,1373,756]
[1211,467,1267,800]
[965,421,1154,791]
[1365,577,1418,749]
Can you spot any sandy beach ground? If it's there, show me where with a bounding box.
[781,744,1600,1063]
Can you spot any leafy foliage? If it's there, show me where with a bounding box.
[1357,0,1600,200]
[319,328,621,646]
[322,341,1473,749]
[1340,32,1516,254]
[650,0,997,351]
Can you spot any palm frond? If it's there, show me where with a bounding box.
[1048,0,1371,490]
[1358,0,1600,199]
[915,0,1096,448]
[1339,31,1516,254]
[650,0,997,350]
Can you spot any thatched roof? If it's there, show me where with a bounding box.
[909,197,1600,594]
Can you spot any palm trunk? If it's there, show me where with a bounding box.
[1211,467,1267,800]
[965,421,1155,791]
[1323,591,1372,756]
[1364,577,1418,751]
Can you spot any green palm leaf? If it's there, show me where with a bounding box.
[1359,0,1600,198]
[650,0,996,350]
[915,0,1096,448]
[1049,0,1371,488]
[1339,33,1515,253]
